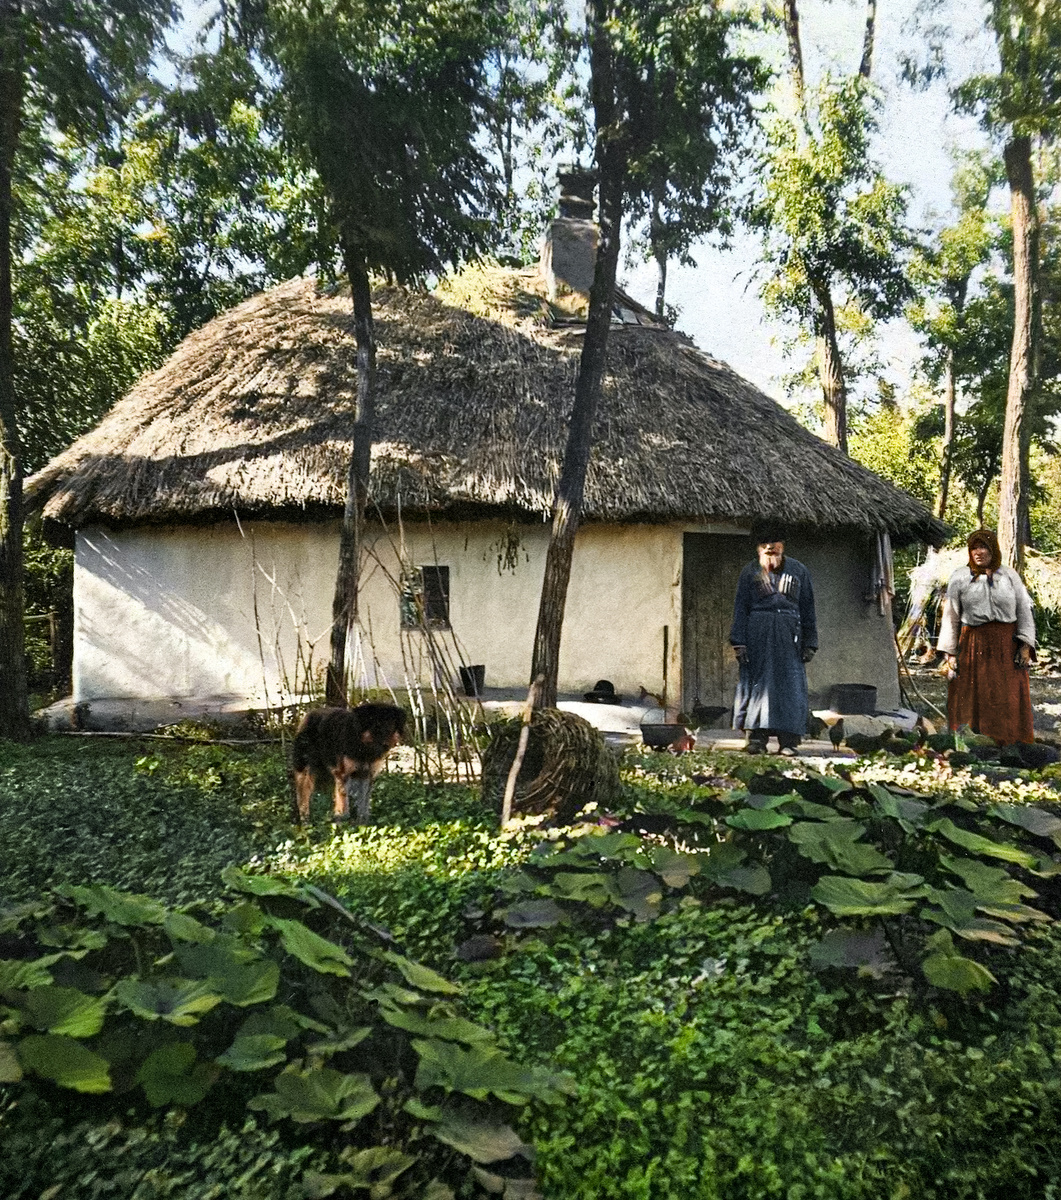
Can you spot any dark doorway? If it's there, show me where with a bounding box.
[682,533,748,719]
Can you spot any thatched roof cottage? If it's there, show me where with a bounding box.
[29,246,944,726]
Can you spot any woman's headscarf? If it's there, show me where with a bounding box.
[967,528,1002,577]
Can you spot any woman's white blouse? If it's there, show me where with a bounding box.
[936,565,1037,656]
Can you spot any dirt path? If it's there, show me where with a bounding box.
[902,667,1061,732]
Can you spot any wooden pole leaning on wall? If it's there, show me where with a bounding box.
[501,674,544,827]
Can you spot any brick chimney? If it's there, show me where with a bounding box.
[540,165,598,300]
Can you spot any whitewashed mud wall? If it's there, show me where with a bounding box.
[72,518,899,712]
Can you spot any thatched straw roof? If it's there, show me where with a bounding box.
[28,265,945,544]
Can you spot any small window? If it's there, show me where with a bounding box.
[400,565,450,630]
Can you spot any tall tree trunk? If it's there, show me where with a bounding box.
[326,238,375,705]
[859,0,877,79]
[530,0,624,710]
[813,280,848,454]
[0,4,28,742]
[998,134,1040,572]
[936,346,956,520]
[650,193,667,318]
[782,0,805,106]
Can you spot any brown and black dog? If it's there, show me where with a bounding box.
[291,704,407,824]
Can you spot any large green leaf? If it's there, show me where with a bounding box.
[238,1005,314,1042]
[250,1063,380,1124]
[726,808,792,831]
[215,1033,288,1072]
[378,1005,494,1045]
[613,867,663,921]
[0,1040,22,1083]
[173,933,258,975]
[114,977,224,1026]
[222,902,267,936]
[926,818,1039,868]
[304,1147,416,1199]
[989,803,1061,842]
[35,923,108,951]
[173,936,280,1005]
[921,931,997,993]
[22,985,107,1037]
[413,1038,573,1104]
[57,883,166,927]
[920,890,1021,945]
[137,1042,215,1107]
[809,929,891,976]
[18,1033,111,1093]
[382,951,461,995]
[790,798,846,822]
[431,1112,530,1163]
[0,954,65,990]
[867,784,930,828]
[939,855,1031,899]
[221,866,316,904]
[745,792,800,810]
[502,899,564,928]
[163,912,216,943]
[717,865,772,895]
[810,876,918,916]
[788,819,894,876]
[649,846,700,888]
[268,918,352,977]
[547,871,617,907]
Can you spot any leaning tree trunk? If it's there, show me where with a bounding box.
[858,0,877,79]
[937,346,957,521]
[326,238,376,706]
[0,9,28,742]
[813,280,848,454]
[998,134,1040,573]
[529,0,624,710]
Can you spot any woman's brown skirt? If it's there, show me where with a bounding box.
[948,620,1033,745]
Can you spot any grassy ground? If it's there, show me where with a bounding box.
[6,734,1061,1197]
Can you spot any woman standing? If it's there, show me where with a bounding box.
[937,529,1036,745]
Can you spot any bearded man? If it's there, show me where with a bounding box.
[729,527,818,755]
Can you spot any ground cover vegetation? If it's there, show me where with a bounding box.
[8,733,1061,1195]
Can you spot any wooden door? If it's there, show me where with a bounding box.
[682,533,748,719]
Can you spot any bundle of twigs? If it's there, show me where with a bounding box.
[480,708,619,823]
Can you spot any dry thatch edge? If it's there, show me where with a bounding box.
[27,264,946,545]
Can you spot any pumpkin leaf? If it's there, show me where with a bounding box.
[649,846,699,888]
[215,1033,288,1073]
[137,1042,215,1106]
[788,819,894,876]
[21,985,107,1037]
[56,884,166,927]
[163,912,215,943]
[413,1038,573,1104]
[989,803,1061,841]
[502,899,564,928]
[382,951,461,995]
[726,808,792,831]
[378,1005,494,1045]
[921,931,997,993]
[18,1033,111,1093]
[431,1112,530,1163]
[249,1063,379,1124]
[808,929,892,977]
[267,918,352,977]
[926,819,1039,868]
[221,866,316,904]
[304,1148,416,1198]
[114,977,224,1026]
[0,1039,23,1083]
[810,876,918,917]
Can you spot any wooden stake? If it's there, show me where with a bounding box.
[501,674,543,826]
